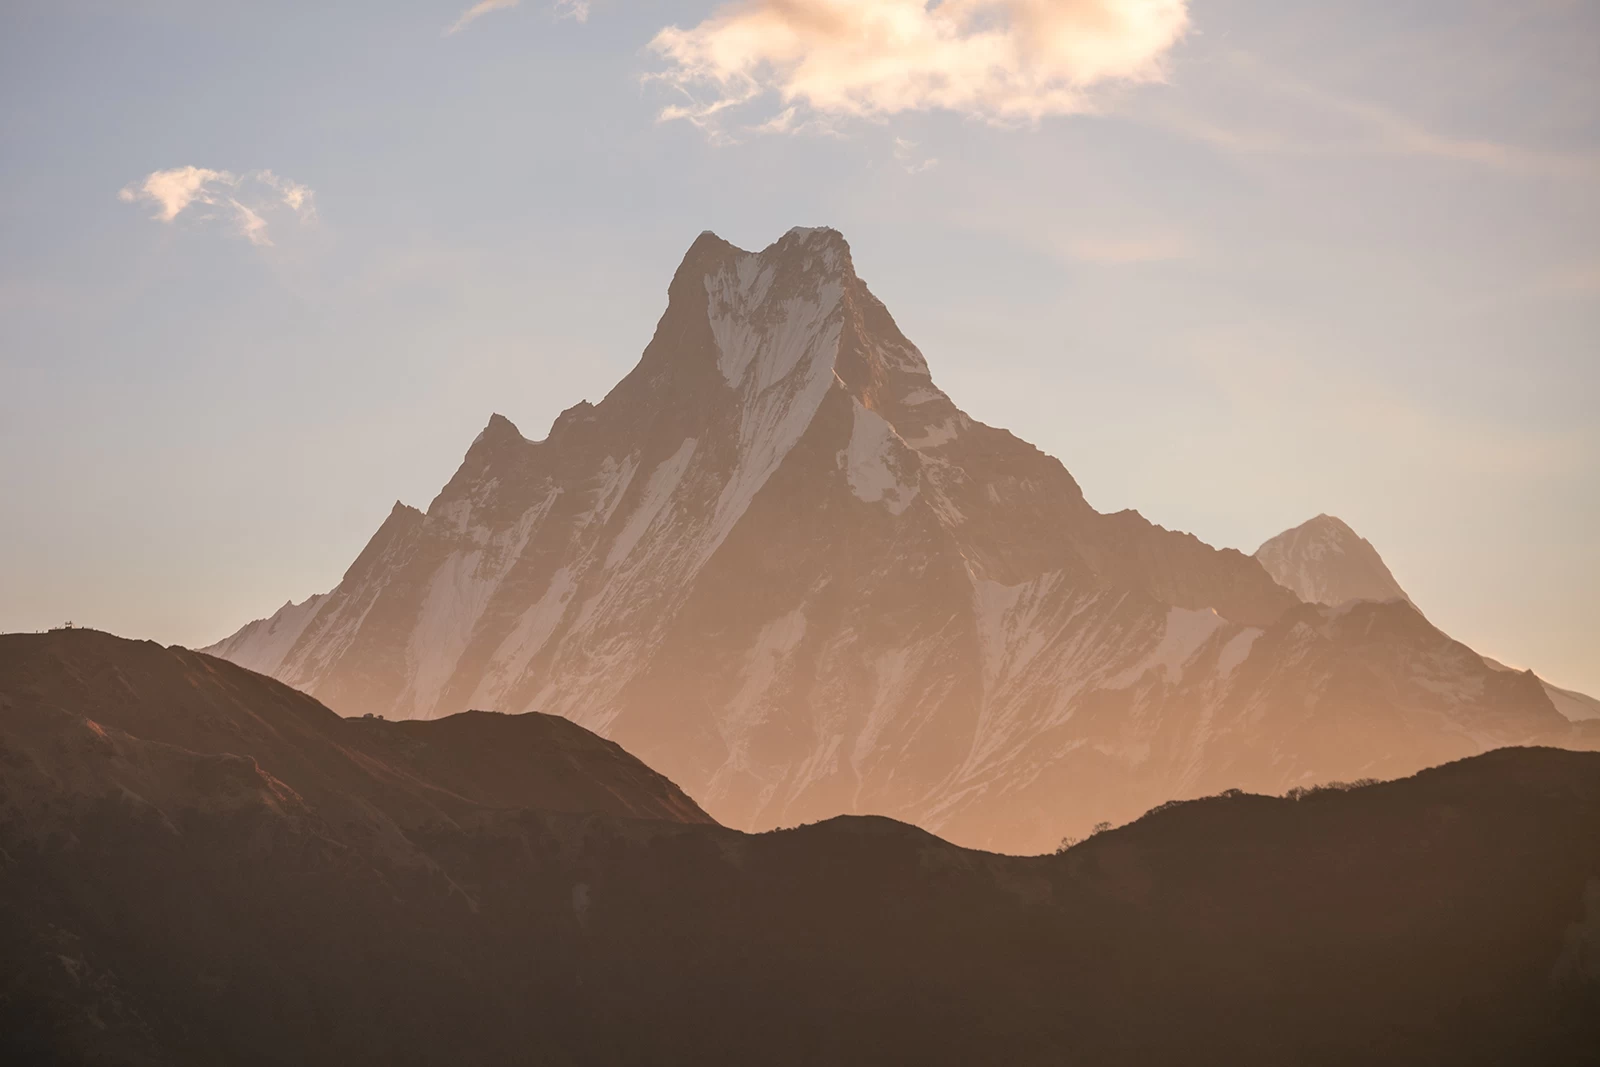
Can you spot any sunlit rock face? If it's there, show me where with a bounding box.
[208,227,1590,853]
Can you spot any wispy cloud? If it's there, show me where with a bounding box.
[893,137,938,174]
[258,170,315,218]
[118,167,316,247]
[1151,50,1600,180]
[227,199,271,247]
[446,0,586,35]
[650,0,1190,132]
[446,0,520,36]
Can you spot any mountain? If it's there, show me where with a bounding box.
[3,632,1598,1065]
[207,226,1592,853]
[1257,515,1600,724]
[1543,682,1600,723]
[1483,655,1600,723]
[1254,513,1412,606]
[0,628,712,834]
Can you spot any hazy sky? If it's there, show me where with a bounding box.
[2,0,1596,693]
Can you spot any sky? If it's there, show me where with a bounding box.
[1,0,1596,694]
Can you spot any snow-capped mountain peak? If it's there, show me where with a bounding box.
[1254,513,1600,724]
[1254,513,1412,607]
[206,228,1588,853]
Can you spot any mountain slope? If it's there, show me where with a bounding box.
[0,628,713,833]
[1544,682,1600,723]
[3,633,1598,1064]
[208,227,1586,852]
[1483,655,1600,724]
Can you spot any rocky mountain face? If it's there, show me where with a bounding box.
[1254,513,1412,606]
[207,227,1593,852]
[4,631,1599,1066]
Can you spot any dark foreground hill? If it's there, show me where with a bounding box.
[2,631,1597,1065]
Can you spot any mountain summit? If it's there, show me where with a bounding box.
[207,227,1592,852]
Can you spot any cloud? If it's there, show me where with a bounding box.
[228,199,271,247]
[893,137,938,174]
[755,106,800,134]
[447,0,585,35]
[117,165,232,222]
[649,0,1190,130]
[447,0,520,35]
[1149,50,1600,180]
[118,167,316,247]
[258,170,316,219]
[746,105,842,140]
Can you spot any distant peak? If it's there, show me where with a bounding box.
[1255,513,1412,608]
[475,413,524,448]
[1256,514,1366,559]
[692,225,847,252]
[1307,513,1355,532]
[780,224,846,247]
[686,229,738,258]
[459,415,529,472]
[672,226,855,293]
[548,400,596,437]
[770,225,853,273]
[667,230,742,303]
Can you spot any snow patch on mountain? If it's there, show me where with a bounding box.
[702,251,847,557]
[607,439,698,568]
[469,566,578,710]
[729,607,809,717]
[1108,607,1227,688]
[406,551,494,716]
[210,592,328,676]
[972,574,1063,693]
[904,415,962,450]
[851,645,921,772]
[1546,683,1600,723]
[839,400,919,514]
[587,455,640,530]
[708,262,840,391]
[1215,628,1261,678]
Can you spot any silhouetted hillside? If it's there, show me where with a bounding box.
[2,631,1596,1065]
